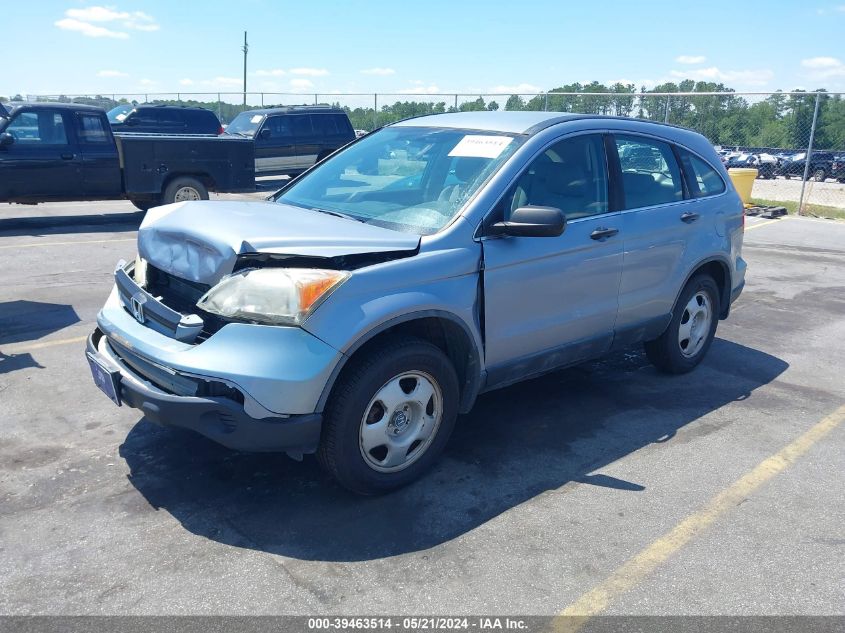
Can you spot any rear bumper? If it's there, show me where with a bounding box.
[87,329,322,453]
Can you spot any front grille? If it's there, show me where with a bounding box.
[145,265,209,314]
[143,265,228,342]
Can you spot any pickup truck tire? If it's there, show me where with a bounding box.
[129,197,158,212]
[317,337,459,495]
[644,274,720,374]
[162,177,208,205]
[813,169,827,182]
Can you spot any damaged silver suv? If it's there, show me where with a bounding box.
[87,111,746,494]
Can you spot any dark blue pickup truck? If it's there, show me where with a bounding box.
[0,102,254,210]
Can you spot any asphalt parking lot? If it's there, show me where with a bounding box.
[0,199,843,617]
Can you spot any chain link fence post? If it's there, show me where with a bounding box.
[373,93,378,130]
[798,92,822,216]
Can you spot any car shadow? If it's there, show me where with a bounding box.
[119,338,787,562]
[0,300,80,346]
[0,211,143,238]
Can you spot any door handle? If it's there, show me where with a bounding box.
[590,227,619,240]
[681,211,700,223]
[60,153,75,160]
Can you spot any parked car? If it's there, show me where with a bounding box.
[108,104,224,135]
[831,155,845,183]
[86,111,746,494]
[0,102,253,210]
[776,151,836,181]
[725,153,778,179]
[224,105,355,176]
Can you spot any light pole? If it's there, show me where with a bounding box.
[242,31,248,107]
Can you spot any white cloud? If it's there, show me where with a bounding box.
[254,69,286,77]
[56,6,159,39]
[97,69,128,78]
[179,79,194,86]
[361,67,396,76]
[669,66,774,86]
[676,55,706,64]
[491,83,542,94]
[801,56,842,69]
[54,18,128,38]
[289,68,329,77]
[801,56,845,79]
[289,78,315,90]
[139,79,156,86]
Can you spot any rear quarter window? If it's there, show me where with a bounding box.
[678,150,726,198]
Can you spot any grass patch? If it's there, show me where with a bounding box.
[750,198,845,220]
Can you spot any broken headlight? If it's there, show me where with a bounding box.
[196,268,349,326]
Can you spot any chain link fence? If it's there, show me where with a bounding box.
[18,90,845,217]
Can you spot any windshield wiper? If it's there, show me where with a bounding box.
[310,208,365,223]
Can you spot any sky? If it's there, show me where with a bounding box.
[3,0,845,102]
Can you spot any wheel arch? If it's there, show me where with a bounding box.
[315,310,483,415]
[676,256,732,320]
[161,172,215,195]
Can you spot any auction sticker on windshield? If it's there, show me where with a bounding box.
[448,135,513,159]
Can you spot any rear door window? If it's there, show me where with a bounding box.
[76,114,111,144]
[615,135,684,209]
[291,115,313,139]
[312,114,338,135]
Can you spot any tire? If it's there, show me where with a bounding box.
[317,337,459,495]
[161,176,208,205]
[644,274,720,375]
[129,197,158,212]
[813,169,827,182]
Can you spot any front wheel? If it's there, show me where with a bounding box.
[317,338,459,494]
[129,197,158,212]
[644,274,720,374]
[161,176,209,205]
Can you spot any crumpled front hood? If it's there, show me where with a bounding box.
[137,200,420,285]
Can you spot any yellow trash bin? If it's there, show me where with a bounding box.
[728,168,758,206]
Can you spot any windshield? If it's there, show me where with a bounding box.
[226,111,265,136]
[107,105,134,123]
[276,126,522,235]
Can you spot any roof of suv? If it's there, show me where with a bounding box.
[135,104,214,112]
[242,106,347,116]
[392,111,678,136]
[5,102,103,113]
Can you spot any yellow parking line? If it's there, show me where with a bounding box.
[553,404,845,632]
[2,335,88,355]
[744,219,781,231]
[0,237,136,250]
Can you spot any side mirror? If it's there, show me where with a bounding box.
[491,206,566,238]
[0,132,14,147]
[258,128,271,140]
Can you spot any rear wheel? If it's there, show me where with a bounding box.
[644,274,720,374]
[317,338,459,495]
[813,169,827,182]
[161,176,208,205]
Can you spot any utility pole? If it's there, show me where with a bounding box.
[242,31,248,107]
